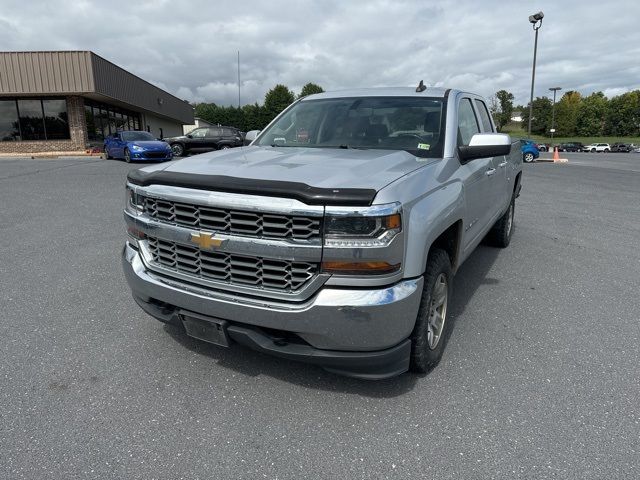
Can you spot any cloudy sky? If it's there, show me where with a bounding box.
[1,0,639,106]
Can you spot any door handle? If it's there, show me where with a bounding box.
[498,161,508,168]
[485,168,496,176]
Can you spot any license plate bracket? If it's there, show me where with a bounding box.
[181,314,230,348]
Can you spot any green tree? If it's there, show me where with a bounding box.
[554,90,581,137]
[264,84,295,119]
[604,90,640,136]
[491,90,515,132]
[521,96,552,135]
[298,82,324,99]
[576,92,607,136]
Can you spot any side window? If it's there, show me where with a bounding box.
[207,128,222,137]
[457,98,480,146]
[474,99,494,133]
[190,128,206,138]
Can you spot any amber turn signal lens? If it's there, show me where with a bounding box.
[127,226,146,240]
[385,213,401,229]
[321,261,400,275]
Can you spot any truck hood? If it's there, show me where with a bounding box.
[155,146,427,192]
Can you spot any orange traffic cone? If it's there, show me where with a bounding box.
[553,146,568,163]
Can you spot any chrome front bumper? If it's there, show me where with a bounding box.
[123,242,423,376]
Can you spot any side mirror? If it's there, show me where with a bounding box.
[458,133,511,162]
[244,130,260,144]
[186,134,193,138]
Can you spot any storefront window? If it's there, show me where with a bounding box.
[1,98,70,141]
[17,99,46,140]
[0,100,20,141]
[43,99,69,140]
[83,100,141,138]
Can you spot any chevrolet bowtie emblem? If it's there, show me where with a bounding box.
[190,232,225,249]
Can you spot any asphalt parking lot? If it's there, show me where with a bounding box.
[1,152,638,479]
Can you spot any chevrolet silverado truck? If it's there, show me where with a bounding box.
[123,86,522,379]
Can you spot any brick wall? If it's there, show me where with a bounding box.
[0,96,89,154]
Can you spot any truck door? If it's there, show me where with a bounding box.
[474,99,510,215]
[457,98,495,253]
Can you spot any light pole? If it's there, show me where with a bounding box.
[527,11,544,139]
[549,86,561,141]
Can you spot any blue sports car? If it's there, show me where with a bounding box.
[104,131,173,163]
[521,139,540,163]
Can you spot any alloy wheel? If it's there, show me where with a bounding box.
[427,274,448,350]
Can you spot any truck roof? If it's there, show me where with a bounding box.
[302,87,452,100]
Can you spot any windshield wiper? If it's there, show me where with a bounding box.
[337,144,369,150]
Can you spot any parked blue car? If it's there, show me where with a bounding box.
[521,140,540,163]
[104,131,173,163]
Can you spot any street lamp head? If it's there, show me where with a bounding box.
[529,11,544,23]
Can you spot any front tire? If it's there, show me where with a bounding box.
[124,148,131,163]
[171,143,185,157]
[523,152,535,163]
[591,148,596,153]
[410,249,453,373]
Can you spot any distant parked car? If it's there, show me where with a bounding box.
[104,131,172,163]
[535,142,550,152]
[558,142,584,152]
[583,143,610,153]
[165,126,243,157]
[521,139,540,163]
[611,143,632,153]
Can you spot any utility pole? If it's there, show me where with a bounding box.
[237,51,241,109]
[527,11,544,138]
[549,87,562,141]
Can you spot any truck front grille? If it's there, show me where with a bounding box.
[146,236,317,292]
[143,197,321,241]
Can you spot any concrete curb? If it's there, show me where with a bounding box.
[0,152,104,159]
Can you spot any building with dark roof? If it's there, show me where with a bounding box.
[0,51,194,154]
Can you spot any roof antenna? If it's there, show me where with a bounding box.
[416,80,426,92]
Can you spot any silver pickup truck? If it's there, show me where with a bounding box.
[123,86,522,379]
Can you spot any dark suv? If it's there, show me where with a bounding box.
[558,142,584,152]
[611,143,632,153]
[166,126,243,157]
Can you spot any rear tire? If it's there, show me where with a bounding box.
[488,194,515,248]
[410,249,453,373]
[124,148,131,163]
[523,152,535,163]
[104,147,112,159]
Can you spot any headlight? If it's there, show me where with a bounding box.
[324,212,401,247]
[125,185,144,216]
[321,203,402,275]
[131,145,145,152]
[125,185,146,241]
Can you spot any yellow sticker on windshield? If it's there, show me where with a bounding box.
[417,143,430,150]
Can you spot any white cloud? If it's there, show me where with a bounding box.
[0,0,639,106]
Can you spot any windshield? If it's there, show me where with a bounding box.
[255,96,446,158]
[121,131,156,142]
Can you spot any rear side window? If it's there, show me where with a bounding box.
[474,99,494,133]
[457,98,480,146]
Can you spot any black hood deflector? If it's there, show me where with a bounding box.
[127,169,377,206]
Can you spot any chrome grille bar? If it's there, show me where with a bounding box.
[143,196,321,240]
[146,236,317,292]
